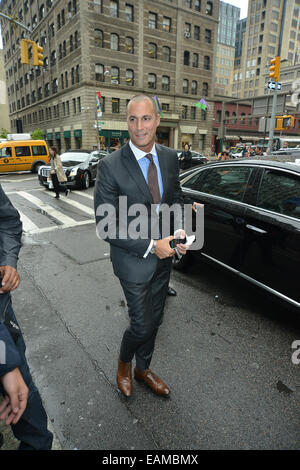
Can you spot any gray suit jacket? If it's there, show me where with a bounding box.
[94,143,184,283]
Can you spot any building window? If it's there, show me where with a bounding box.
[206,1,213,15]
[110,0,119,17]
[195,0,201,11]
[202,82,208,96]
[205,29,211,43]
[125,36,134,53]
[194,25,200,40]
[191,80,198,95]
[148,42,157,58]
[70,34,73,52]
[162,75,170,91]
[191,106,196,119]
[183,79,189,94]
[95,63,104,81]
[111,33,119,51]
[149,12,157,29]
[112,98,120,113]
[148,73,157,89]
[193,53,199,67]
[126,69,134,86]
[95,29,103,47]
[125,4,134,22]
[163,16,171,32]
[111,66,120,84]
[182,105,188,119]
[162,46,171,62]
[204,55,210,70]
[184,50,190,66]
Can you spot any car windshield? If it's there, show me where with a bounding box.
[60,152,89,163]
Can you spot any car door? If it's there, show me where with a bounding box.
[14,145,32,170]
[88,152,103,180]
[0,146,14,172]
[182,164,257,269]
[241,166,300,307]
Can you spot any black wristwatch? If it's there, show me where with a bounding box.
[150,240,157,255]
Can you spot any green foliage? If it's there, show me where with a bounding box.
[0,128,8,139]
[31,128,44,140]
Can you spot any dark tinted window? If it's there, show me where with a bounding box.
[195,166,253,202]
[15,146,31,156]
[257,169,300,219]
[32,145,47,156]
[182,169,203,191]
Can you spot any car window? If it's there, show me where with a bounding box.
[0,147,12,157]
[32,145,47,156]
[190,166,254,202]
[15,146,31,157]
[60,153,89,163]
[257,169,300,219]
[182,169,204,191]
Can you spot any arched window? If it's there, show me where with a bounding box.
[204,55,210,70]
[193,53,199,67]
[95,29,103,47]
[232,112,237,124]
[162,75,170,91]
[148,73,157,89]
[183,79,189,94]
[95,63,104,82]
[125,37,134,53]
[148,43,157,58]
[110,33,119,51]
[191,80,198,95]
[39,4,45,20]
[206,1,213,15]
[202,82,208,96]
[162,46,171,62]
[126,69,134,86]
[74,31,79,48]
[111,66,120,84]
[184,50,190,66]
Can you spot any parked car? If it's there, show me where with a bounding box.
[176,150,208,168]
[38,149,109,189]
[174,158,300,310]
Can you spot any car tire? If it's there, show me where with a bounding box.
[82,171,90,189]
[172,252,191,271]
[32,162,42,173]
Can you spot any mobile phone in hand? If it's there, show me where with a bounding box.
[169,237,187,249]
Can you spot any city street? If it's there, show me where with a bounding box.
[1,171,300,450]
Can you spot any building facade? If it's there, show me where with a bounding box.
[215,1,239,97]
[0,49,10,132]
[0,0,220,154]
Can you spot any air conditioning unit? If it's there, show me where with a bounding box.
[184,31,191,38]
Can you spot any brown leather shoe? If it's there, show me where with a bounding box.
[117,357,132,397]
[134,368,170,397]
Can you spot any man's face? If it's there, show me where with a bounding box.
[127,99,160,152]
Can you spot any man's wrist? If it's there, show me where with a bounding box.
[150,240,157,255]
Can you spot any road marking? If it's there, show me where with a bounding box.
[0,176,37,183]
[72,190,94,200]
[18,191,75,226]
[19,210,39,232]
[48,191,94,216]
[26,219,95,235]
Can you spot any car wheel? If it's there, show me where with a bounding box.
[82,171,90,189]
[172,252,191,271]
[32,162,42,173]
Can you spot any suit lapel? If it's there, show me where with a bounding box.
[122,143,153,201]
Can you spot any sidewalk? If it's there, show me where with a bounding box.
[0,412,61,450]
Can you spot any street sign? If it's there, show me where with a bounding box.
[277,82,282,91]
[268,81,276,90]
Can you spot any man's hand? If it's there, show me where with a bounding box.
[0,368,29,425]
[0,266,20,294]
[174,229,187,256]
[155,237,176,259]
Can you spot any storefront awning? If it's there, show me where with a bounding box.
[74,129,82,138]
[64,131,71,139]
[55,132,61,140]
[47,133,53,139]
[180,126,197,134]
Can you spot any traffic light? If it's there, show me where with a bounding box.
[20,39,29,65]
[275,115,295,131]
[269,56,280,82]
[32,42,44,66]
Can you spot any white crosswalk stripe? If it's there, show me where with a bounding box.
[11,190,95,234]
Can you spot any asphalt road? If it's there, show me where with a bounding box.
[0,172,299,450]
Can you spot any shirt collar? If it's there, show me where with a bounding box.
[129,140,157,161]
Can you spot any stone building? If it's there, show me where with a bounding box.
[0,49,10,132]
[1,0,219,154]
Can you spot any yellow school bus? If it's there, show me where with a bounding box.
[0,139,49,173]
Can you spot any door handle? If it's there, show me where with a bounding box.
[246,224,267,234]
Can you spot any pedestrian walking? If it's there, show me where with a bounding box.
[180,144,193,170]
[48,147,70,199]
[0,184,53,449]
[94,94,187,398]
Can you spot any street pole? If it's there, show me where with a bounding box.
[267,0,287,154]
[0,11,32,34]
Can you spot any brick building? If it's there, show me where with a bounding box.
[1,0,220,154]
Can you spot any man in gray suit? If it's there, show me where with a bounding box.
[94,95,187,398]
